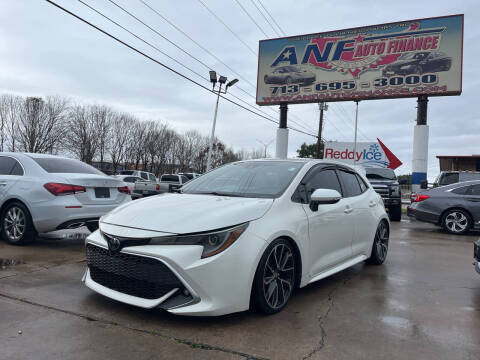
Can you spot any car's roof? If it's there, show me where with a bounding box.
[234,158,360,170]
[0,152,73,160]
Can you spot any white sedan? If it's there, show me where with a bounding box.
[0,152,131,244]
[84,159,389,316]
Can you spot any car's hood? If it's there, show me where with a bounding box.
[101,193,274,234]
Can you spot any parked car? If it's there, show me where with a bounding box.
[83,159,389,316]
[364,167,403,221]
[407,180,480,235]
[382,51,452,77]
[264,66,316,86]
[113,175,158,199]
[178,172,200,180]
[158,174,189,193]
[0,153,131,244]
[474,239,480,275]
[432,171,480,187]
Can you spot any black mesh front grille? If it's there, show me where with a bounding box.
[86,244,183,299]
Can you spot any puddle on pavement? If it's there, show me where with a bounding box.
[0,258,25,269]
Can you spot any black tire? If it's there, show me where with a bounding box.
[86,222,99,233]
[251,238,296,315]
[389,205,402,222]
[367,220,389,265]
[441,209,471,235]
[1,202,36,245]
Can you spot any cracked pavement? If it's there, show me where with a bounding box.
[1,220,479,360]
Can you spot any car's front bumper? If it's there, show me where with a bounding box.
[382,197,401,207]
[83,226,268,316]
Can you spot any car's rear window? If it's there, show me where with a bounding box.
[31,157,104,175]
[161,175,179,182]
[120,170,134,175]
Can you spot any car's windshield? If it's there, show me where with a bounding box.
[401,52,427,60]
[181,161,305,198]
[365,168,396,180]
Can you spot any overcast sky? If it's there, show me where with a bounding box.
[0,0,478,178]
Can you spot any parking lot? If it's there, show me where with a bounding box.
[0,217,478,360]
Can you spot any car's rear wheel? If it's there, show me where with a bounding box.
[367,220,389,265]
[1,202,36,245]
[252,239,296,314]
[442,209,471,235]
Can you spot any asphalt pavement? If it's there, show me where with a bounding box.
[0,219,479,360]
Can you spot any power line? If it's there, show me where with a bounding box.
[233,0,269,38]
[44,0,318,139]
[257,0,286,36]
[249,0,281,37]
[196,0,257,56]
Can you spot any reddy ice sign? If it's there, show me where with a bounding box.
[257,15,463,105]
[323,139,402,169]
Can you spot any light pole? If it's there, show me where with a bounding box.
[206,71,238,172]
[256,139,274,158]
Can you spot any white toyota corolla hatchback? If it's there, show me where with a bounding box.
[84,159,389,316]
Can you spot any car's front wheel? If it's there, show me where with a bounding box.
[252,239,296,314]
[441,209,471,235]
[1,202,36,245]
[367,220,389,265]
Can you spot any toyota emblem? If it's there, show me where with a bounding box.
[108,236,121,253]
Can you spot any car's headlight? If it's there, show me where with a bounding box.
[149,223,249,258]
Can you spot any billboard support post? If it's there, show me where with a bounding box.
[412,96,429,193]
[275,103,288,158]
[353,101,360,165]
[316,103,327,159]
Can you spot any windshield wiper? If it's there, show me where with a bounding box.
[195,191,244,197]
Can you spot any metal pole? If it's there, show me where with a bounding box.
[412,95,429,192]
[275,103,289,159]
[206,83,222,171]
[353,101,359,165]
[316,102,325,159]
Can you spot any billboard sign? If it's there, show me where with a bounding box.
[323,138,402,169]
[257,15,463,105]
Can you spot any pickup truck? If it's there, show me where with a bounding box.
[119,170,159,196]
[158,174,190,193]
[114,175,159,198]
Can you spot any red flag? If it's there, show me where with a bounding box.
[377,138,402,170]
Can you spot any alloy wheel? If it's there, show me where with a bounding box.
[445,211,468,233]
[262,243,295,310]
[375,221,389,262]
[4,206,26,242]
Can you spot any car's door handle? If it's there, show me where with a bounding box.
[369,201,376,207]
[0,182,7,186]
[344,206,353,214]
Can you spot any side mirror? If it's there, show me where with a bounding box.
[309,189,342,212]
[420,180,428,189]
[398,179,408,185]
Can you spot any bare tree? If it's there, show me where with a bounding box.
[109,113,135,174]
[63,105,98,163]
[0,94,22,152]
[91,105,112,171]
[15,96,68,153]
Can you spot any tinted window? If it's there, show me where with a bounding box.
[120,170,134,175]
[356,174,368,192]
[307,168,342,195]
[181,176,189,183]
[31,157,104,175]
[467,185,480,196]
[140,172,148,180]
[451,186,468,195]
[338,170,362,197]
[148,174,156,181]
[0,156,17,175]
[123,177,136,183]
[161,175,180,183]
[182,161,304,198]
[10,161,24,176]
[460,173,480,182]
[440,173,459,185]
[365,168,396,180]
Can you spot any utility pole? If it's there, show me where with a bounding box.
[275,103,289,158]
[256,139,274,158]
[316,102,327,158]
[412,95,429,192]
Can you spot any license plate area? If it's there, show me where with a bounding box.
[94,187,110,198]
